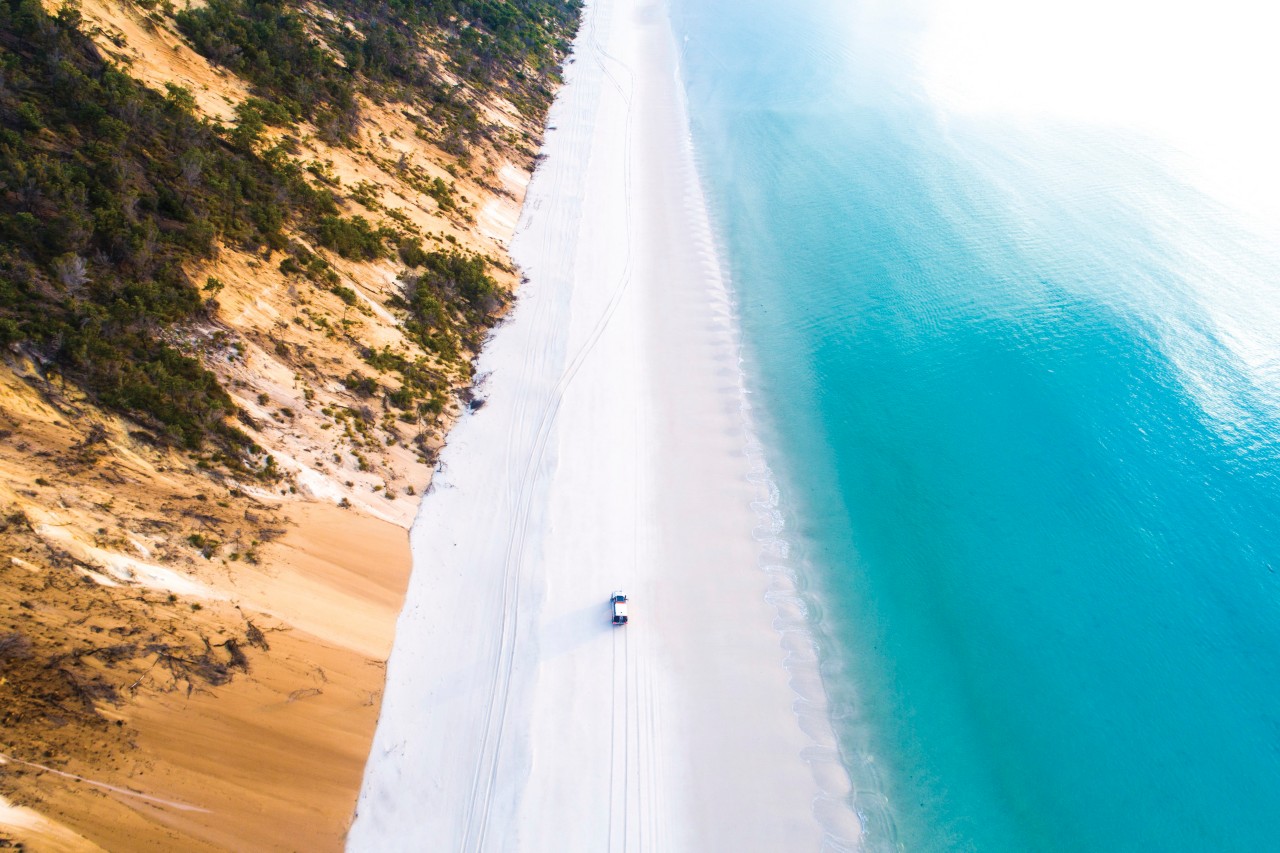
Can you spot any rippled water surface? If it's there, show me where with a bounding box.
[671,0,1280,848]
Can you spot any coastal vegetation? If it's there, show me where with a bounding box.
[0,0,580,844]
[176,0,580,149]
[0,0,578,461]
[0,0,330,462]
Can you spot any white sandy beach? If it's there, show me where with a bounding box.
[348,0,857,848]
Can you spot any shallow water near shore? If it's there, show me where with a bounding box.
[672,0,1280,849]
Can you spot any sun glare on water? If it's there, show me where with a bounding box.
[907,0,1280,430]
[917,0,1280,228]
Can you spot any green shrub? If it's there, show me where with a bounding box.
[417,250,502,312]
[398,237,428,268]
[341,372,378,397]
[176,0,582,148]
[332,284,359,306]
[175,0,356,128]
[0,0,332,458]
[313,215,386,261]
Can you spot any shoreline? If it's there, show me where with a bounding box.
[668,31,865,843]
[350,0,857,848]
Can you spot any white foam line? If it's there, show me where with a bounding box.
[673,64,866,852]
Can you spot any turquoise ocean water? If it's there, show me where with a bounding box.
[670,0,1280,849]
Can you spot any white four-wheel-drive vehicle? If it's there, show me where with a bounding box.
[611,591,628,625]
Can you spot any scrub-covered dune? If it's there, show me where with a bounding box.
[0,0,579,847]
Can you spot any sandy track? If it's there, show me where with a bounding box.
[348,0,856,848]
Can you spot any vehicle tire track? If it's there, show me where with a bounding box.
[609,622,620,851]
[461,1,639,847]
[622,619,632,849]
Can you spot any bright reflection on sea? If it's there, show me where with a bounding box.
[672,0,1280,848]
[919,0,1280,220]
[915,0,1280,439]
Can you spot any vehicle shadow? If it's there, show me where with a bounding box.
[408,598,618,708]
[538,599,619,662]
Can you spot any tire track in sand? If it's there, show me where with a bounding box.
[460,1,639,848]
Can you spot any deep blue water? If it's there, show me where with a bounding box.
[671,0,1280,849]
